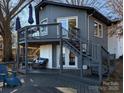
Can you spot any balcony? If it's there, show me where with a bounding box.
[18,23,80,46]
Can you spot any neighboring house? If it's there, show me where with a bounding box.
[18,1,118,70]
[108,35,123,59]
[108,21,123,59]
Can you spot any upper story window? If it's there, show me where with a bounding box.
[40,18,48,36]
[57,16,78,38]
[94,21,103,38]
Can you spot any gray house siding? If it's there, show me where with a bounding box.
[39,7,58,38]
[52,44,57,68]
[39,5,88,41]
[89,17,108,50]
[39,5,108,50]
[38,4,108,68]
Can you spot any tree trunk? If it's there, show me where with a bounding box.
[1,19,14,62]
[2,32,13,62]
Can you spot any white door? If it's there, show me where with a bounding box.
[56,46,78,69]
[57,18,68,38]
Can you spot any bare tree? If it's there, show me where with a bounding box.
[107,0,123,36]
[0,0,33,62]
[108,0,122,17]
[65,0,122,36]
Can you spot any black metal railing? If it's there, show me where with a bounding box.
[62,27,100,62]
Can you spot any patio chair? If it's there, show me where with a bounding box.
[0,64,21,87]
[32,57,48,69]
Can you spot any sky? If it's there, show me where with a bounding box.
[15,0,120,28]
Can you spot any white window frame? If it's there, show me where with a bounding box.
[94,21,103,38]
[57,16,78,28]
[40,18,48,36]
[57,16,78,38]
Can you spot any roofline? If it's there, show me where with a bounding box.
[35,0,117,26]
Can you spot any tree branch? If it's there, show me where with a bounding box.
[10,0,25,17]
[10,0,33,20]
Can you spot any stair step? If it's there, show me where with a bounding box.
[63,39,97,63]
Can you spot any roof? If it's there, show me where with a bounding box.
[35,0,117,26]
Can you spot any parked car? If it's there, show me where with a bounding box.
[32,57,48,69]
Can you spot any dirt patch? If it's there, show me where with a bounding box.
[100,59,123,93]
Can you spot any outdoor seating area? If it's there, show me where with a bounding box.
[0,0,122,93]
[0,63,21,88]
[32,57,48,69]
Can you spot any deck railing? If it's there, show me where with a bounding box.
[18,23,62,42]
[18,23,81,43]
[17,23,111,83]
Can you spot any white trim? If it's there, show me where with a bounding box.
[40,18,48,36]
[57,16,78,28]
[94,20,103,38]
[56,45,78,69]
[57,16,78,38]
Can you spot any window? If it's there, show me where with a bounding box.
[69,51,75,65]
[40,18,48,36]
[68,18,76,30]
[62,47,66,65]
[57,16,78,38]
[82,43,87,53]
[62,54,65,65]
[94,21,103,38]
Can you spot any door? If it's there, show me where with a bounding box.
[68,18,78,39]
[57,16,78,39]
[57,18,68,38]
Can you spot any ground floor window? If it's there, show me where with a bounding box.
[63,47,65,65]
[62,54,65,65]
[69,51,75,65]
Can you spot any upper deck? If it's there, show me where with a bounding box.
[18,23,80,46]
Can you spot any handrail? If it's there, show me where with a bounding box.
[62,27,99,46]
[101,46,109,54]
[18,23,60,32]
[63,39,99,63]
[18,23,99,47]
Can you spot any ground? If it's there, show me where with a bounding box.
[0,59,122,93]
[101,59,123,93]
[0,73,100,93]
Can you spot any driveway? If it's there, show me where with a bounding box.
[0,74,100,93]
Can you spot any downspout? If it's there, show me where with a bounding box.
[87,11,95,55]
[87,10,95,41]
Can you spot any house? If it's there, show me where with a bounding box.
[108,21,123,59]
[17,1,118,80]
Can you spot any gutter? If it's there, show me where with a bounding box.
[87,10,95,41]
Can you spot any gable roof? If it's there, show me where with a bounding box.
[35,0,117,26]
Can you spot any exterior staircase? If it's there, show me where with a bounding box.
[61,27,111,83]
[62,27,100,65]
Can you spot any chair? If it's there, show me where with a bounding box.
[32,58,48,69]
[0,64,21,87]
